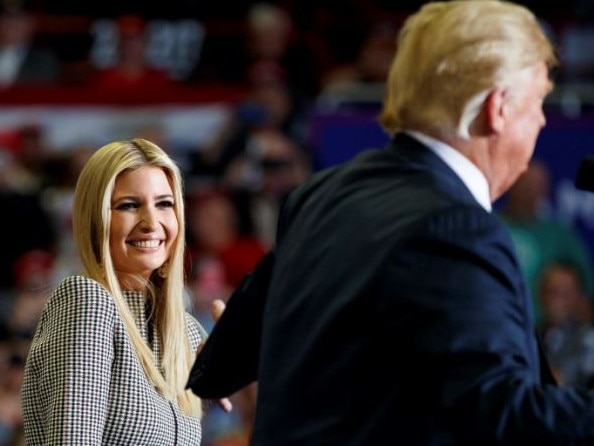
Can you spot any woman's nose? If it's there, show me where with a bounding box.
[139,208,158,230]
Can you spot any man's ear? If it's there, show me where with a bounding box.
[484,87,507,134]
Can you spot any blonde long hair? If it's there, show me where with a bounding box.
[72,138,201,417]
[380,0,558,139]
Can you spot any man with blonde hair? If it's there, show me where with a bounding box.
[189,1,594,444]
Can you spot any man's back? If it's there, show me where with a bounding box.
[251,134,507,445]
[188,2,594,443]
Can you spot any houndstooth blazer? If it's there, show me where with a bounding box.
[22,275,204,445]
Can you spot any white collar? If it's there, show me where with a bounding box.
[405,130,492,212]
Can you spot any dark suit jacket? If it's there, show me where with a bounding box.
[188,133,594,445]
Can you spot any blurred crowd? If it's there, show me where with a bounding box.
[0,0,594,445]
[3,0,594,92]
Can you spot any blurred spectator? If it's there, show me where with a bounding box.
[187,256,232,332]
[318,20,399,108]
[185,257,251,446]
[0,249,55,339]
[0,124,51,194]
[191,2,324,100]
[0,154,56,292]
[0,336,27,446]
[0,0,60,87]
[90,14,174,89]
[0,248,54,446]
[186,185,267,289]
[222,128,312,247]
[241,3,322,99]
[497,159,594,325]
[323,19,398,86]
[40,145,91,281]
[185,186,260,446]
[537,260,594,389]
[191,61,309,179]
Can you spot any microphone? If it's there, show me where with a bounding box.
[575,156,594,192]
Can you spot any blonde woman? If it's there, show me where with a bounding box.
[22,138,220,444]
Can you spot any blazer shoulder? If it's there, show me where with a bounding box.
[421,205,518,264]
[52,275,111,298]
[45,275,116,317]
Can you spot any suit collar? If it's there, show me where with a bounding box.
[390,132,491,211]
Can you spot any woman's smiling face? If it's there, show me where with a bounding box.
[109,166,178,287]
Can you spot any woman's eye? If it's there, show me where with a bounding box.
[157,200,175,209]
[115,202,138,211]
